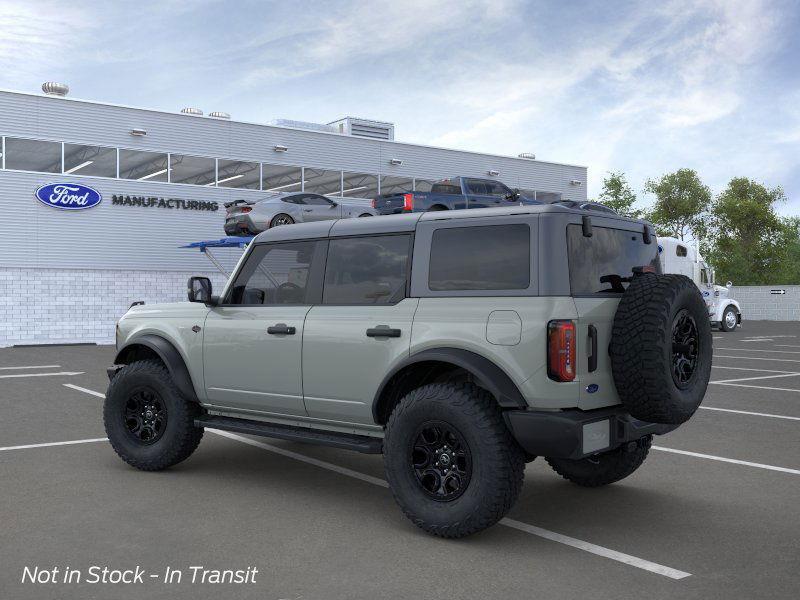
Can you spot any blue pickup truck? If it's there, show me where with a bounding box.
[371,176,540,214]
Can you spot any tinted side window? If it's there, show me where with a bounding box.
[485,181,512,197]
[676,245,688,257]
[304,194,333,206]
[282,195,305,204]
[323,235,410,304]
[429,225,530,291]
[465,179,489,195]
[228,241,318,305]
[430,182,461,195]
[567,225,660,295]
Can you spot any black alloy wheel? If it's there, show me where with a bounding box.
[671,309,699,388]
[124,387,167,445]
[271,214,294,227]
[411,421,472,501]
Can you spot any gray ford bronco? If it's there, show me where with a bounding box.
[106,204,712,538]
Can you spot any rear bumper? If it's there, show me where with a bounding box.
[504,406,678,460]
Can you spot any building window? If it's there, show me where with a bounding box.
[217,159,260,189]
[262,163,302,193]
[379,175,413,196]
[170,154,216,186]
[341,172,379,199]
[304,168,342,196]
[676,245,688,257]
[119,149,169,182]
[429,225,530,291]
[63,144,117,177]
[4,138,61,173]
[323,235,410,305]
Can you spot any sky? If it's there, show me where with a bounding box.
[1,0,799,213]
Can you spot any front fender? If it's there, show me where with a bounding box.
[114,334,200,402]
[714,299,741,322]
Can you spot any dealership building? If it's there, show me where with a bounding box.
[0,84,588,347]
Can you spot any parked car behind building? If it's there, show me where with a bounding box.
[224,192,377,235]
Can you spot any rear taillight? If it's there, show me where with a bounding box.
[240,207,252,213]
[403,193,413,211]
[547,320,576,382]
[371,198,377,209]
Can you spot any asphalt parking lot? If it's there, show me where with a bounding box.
[1,321,799,599]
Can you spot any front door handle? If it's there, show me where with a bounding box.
[588,324,598,372]
[303,208,313,212]
[366,326,401,338]
[267,323,296,335]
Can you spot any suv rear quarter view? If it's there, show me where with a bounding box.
[106,205,712,538]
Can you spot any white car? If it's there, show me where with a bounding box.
[658,237,742,331]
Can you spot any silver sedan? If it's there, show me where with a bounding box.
[224,192,377,236]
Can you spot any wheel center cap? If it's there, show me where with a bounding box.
[145,410,154,419]
[440,453,451,466]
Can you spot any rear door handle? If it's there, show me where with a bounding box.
[267,323,296,335]
[588,324,598,372]
[366,326,401,338]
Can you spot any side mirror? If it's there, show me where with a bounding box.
[726,281,733,289]
[329,201,339,208]
[188,276,213,304]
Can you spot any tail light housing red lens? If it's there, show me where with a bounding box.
[547,320,576,382]
[240,207,252,213]
[371,198,377,209]
[403,193,413,211]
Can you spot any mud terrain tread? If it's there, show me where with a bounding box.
[384,382,524,538]
[610,273,711,424]
[104,359,204,471]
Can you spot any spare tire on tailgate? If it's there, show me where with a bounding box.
[610,273,712,425]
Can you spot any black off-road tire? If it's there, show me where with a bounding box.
[610,273,712,425]
[546,436,652,487]
[104,359,204,471]
[720,306,738,332]
[383,382,525,538]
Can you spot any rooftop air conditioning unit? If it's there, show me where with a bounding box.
[180,107,203,116]
[329,117,395,141]
[209,111,230,119]
[42,82,69,96]
[518,152,536,160]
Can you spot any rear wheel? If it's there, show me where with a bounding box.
[720,306,738,332]
[104,360,203,471]
[546,436,652,487]
[383,382,525,538]
[270,213,294,227]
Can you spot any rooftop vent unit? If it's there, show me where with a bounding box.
[518,152,536,160]
[209,111,230,119]
[42,82,69,97]
[180,107,203,116]
[329,117,394,141]
[269,119,337,134]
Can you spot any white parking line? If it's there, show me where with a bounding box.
[0,438,107,452]
[653,446,800,475]
[712,365,797,373]
[210,429,690,580]
[699,406,800,421]
[710,372,800,384]
[710,382,800,394]
[0,365,61,370]
[775,345,800,349]
[715,355,800,364]
[63,383,106,398]
[0,371,84,379]
[716,347,800,354]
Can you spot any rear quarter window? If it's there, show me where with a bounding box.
[567,224,660,295]
[429,224,530,291]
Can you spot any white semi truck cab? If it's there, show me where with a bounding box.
[657,237,742,332]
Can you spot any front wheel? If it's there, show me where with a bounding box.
[720,306,738,332]
[546,436,652,487]
[383,382,525,538]
[104,359,204,471]
[270,213,295,228]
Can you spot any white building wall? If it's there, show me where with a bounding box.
[729,286,800,322]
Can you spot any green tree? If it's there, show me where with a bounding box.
[705,177,791,285]
[596,171,640,218]
[643,169,711,240]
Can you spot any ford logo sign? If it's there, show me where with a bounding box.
[586,383,599,394]
[35,183,102,210]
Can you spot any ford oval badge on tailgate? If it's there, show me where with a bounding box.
[586,384,599,394]
[35,183,102,210]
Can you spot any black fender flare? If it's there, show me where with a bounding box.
[114,334,199,402]
[372,347,527,421]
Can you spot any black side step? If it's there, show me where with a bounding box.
[195,415,383,454]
